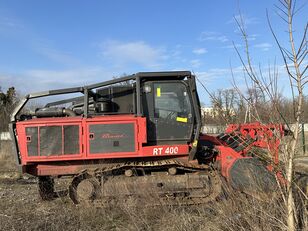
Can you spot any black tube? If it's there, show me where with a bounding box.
[35,108,64,117]
[34,108,76,117]
[188,74,202,160]
[9,123,22,166]
[84,88,89,118]
[136,76,142,116]
[63,109,76,117]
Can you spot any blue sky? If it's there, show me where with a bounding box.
[0,0,307,104]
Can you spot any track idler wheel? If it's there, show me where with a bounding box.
[38,176,55,201]
[69,174,101,204]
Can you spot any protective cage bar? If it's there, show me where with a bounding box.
[10,71,202,165]
[11,71,192,122]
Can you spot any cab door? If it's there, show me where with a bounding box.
[142,81,194,144]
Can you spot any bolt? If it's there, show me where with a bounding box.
[168,167,177,175]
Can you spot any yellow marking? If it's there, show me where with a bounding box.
[157,87,161,97]
[192,140,198,147]
[176,117,188,123]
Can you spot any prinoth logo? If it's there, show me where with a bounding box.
[101,133,125,139]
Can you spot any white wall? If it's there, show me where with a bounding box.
[0,132,12,141]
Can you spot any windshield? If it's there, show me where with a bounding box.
[153,82,192,120]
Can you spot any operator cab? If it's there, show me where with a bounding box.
[142,80,194,144]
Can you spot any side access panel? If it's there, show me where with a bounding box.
[88,122,136,154]
[83,116,149,158]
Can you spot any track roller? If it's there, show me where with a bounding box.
[69,174,101,204]
[125,169,134,177]
[168,167,177,175]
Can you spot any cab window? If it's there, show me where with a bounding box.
[153,83,192,121]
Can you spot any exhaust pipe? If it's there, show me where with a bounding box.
[33,107,76,117]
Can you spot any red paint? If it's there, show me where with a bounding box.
[16,119,83,165]
[143,145,188,156]
[225,122,285,164]
[225,122,287,183]
[16,115,286,183]
[16,115,189,169]
[199,133,248,180]
[216,146,246,179]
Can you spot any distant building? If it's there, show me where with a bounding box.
[0,132,11,141]
[201,107,235,118]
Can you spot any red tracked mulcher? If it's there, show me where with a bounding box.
[10,71,289,204]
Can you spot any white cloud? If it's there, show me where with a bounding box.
[247,34,258,41]
[254,43,272,51]
[199,32,228,43]
[221,43,243,49]
[0,16,19,28]
[100,40,167,68]
[206,68,233,76]
[190,59,202,68]
[193,48,207,55]
[0,67,115,94]
[196,66,244,82]
[0,15,79,67]
[36,47,80,65]
[227,14,259,25]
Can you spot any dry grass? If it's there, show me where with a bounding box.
[0,141,17,172]
[38,195,307,231]
[0,179,306,231]
[0,141,307,230]
[32,183,308,231]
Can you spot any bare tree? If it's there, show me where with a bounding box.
[0,86,18,132]
[232,1,307,230]
[211,89,239,124]
[205,87,288,124]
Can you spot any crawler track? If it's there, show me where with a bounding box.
[68,159,222,206]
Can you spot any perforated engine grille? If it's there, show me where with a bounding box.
[26,125,80,156]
